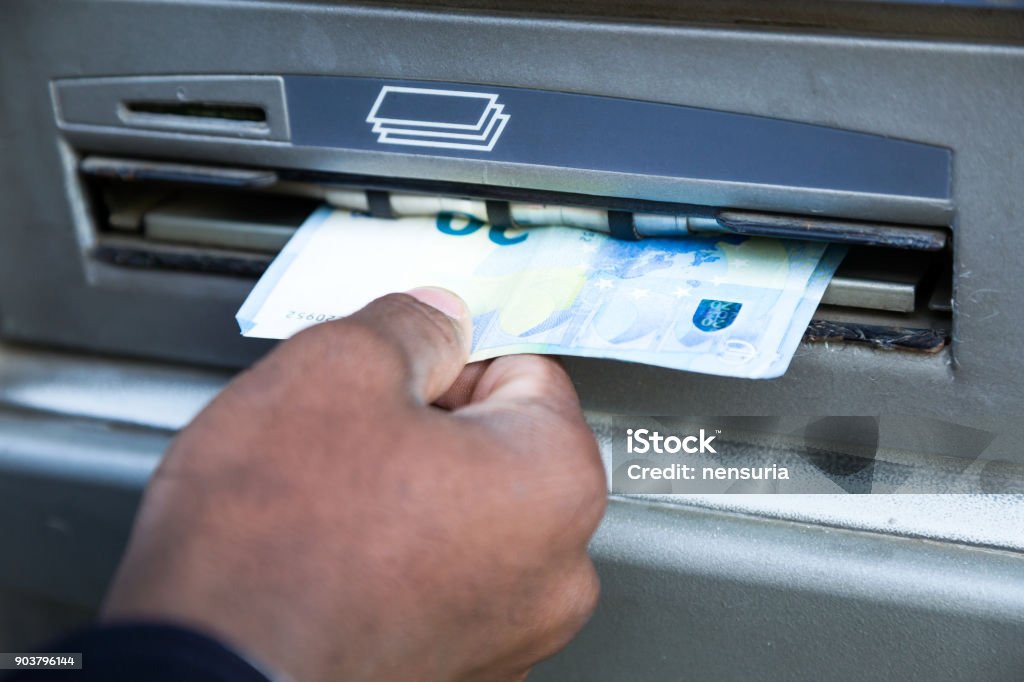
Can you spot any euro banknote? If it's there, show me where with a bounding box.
[237,208,843,379]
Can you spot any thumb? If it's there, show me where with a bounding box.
[342,287,473,405]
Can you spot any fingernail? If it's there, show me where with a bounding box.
[404,286,469,320]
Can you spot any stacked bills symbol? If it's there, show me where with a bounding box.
[365,86,511,152]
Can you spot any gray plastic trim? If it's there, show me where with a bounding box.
[284,74,951,200]
[53,76,291,141]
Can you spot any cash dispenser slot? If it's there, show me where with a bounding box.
[80,156,953,351]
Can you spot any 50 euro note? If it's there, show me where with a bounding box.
[237,208,844,379]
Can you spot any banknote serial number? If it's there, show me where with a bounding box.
[2,653,82,669]
[284,310,340,323]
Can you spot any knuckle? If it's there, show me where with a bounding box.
[581,462,609,517]
[561,421,603,477]
[371,293,463,353]
[369,292,423,319]
[556,425,607,527]
[492,355,567,391]
[573,474,608,537]
[524,355,572,389]
[573,562,602,617]
[542,564,601,652]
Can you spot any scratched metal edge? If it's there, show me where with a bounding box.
[2,344,1023,552]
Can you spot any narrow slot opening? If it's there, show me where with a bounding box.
[81,160,954,353]
[94,180,316,252]
[122,101,267,123]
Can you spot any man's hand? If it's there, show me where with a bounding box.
[103,288,607,682]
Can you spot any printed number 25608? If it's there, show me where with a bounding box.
[285,310,339,323]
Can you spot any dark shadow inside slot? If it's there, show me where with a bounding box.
[123,101,267,123]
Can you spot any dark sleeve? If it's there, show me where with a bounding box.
[3,623,277,682]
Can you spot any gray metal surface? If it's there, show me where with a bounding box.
[820,274,916,312]
[533,501,1024,682]
[81,156,280,189]
[345,0,1024,41]
[1,1,1022,463]
[143,194,310,252]
[6,417,1024,682]
[1,342,1022,551]
[1,345,1023,678]
[819,250,929,313]
[2,2,1024,678]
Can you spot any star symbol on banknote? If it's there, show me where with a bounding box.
[595,278,614,290]
[630,288,650,300]
[672,287,692,298]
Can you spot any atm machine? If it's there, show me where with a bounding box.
[1,1,1023,679]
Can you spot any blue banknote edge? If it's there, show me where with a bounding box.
[235,205,334,334]
[466,245,848,380]
[761,244,848,379]
[237,209,845,380]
